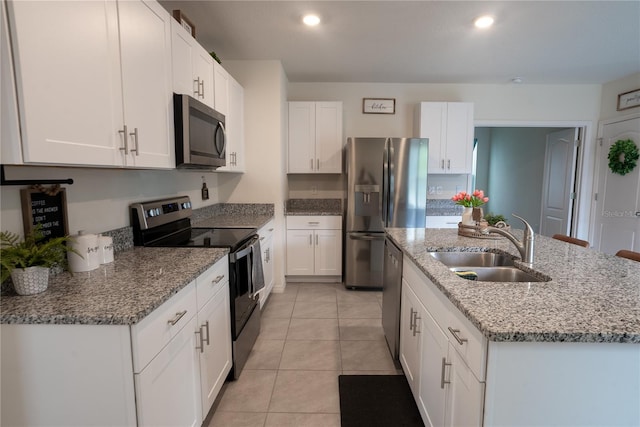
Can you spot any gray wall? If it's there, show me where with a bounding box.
[475,127,564,232]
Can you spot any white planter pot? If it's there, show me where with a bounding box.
[11,266,50,295]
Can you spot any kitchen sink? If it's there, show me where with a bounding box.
[450,266,547,282]
[428,251,515,267]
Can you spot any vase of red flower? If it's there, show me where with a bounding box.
[452,189,489,226]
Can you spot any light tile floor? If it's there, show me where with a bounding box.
[208,282,402,427]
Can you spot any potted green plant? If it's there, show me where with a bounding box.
[1,227,77,295]
[484,213,509,229]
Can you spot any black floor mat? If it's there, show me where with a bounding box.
[338,375,424,427]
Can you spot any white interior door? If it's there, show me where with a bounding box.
[540,128,579,237]
[592,117,640,254]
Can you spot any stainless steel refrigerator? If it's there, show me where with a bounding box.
[343,137,428,289]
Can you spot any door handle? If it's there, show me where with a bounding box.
[310,159,314,170]
[412,311,421,336]
[202,321,210,346]
[409,308,415,331]
[448,327,468,345]
[167,310,187,326]
[211,275,224,285]
[119,124,129,155]
[129,127,139,156]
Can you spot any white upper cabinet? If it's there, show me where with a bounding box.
[213,62,230,116]
[171,19,214,108]
[414,102,474,174]
[288,101,343,174]
[7,0,174,169]
[216,74,245,172]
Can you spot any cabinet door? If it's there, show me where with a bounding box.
[399,280,422,395]
[418,308,449,427]
[315,102,343,173]
[315,229,342,275]
[171,20,197,99]
[416,102,446,173]
[193,46,214,108]
[135,316,202,427]
[213,62,229,115]
[8,0,124,166]
[260,235,274,307]
[286,229,314,275]
[197,282,232,419]
[445,343,484,427]
[118,0,173,169]
[218,75,245,172]
[288,102,316,173]
[444,103,474,174]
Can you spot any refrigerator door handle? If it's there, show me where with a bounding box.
[382,138,390,226]
[349,232,386,241]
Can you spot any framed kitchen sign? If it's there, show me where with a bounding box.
[363,98,396,114]
[172,10,196,38]
[20,187,69,241]
[617,88,640,111]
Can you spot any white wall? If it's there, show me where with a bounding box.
[599,72,640,121]
[219,60,288,291]
[0,166,219,236]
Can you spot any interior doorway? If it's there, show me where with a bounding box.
[474,125,584,236]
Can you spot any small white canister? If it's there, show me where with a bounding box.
[98,234,114,264]
[68,230,100,273]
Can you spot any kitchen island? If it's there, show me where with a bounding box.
[385,228,639,426]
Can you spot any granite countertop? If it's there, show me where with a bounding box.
[1,202,275,326]
[1,247,228,325]
[385,228,640,344]
[285,198,342,216]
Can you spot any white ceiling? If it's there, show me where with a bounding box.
[158,1,640,84]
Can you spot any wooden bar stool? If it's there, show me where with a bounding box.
[552,234,590,248]
[615,249,640,262]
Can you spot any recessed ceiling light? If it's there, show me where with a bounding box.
[303,14,321,26]
[511,77,524,84]
[474,15,494,29]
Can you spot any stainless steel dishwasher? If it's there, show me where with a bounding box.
[382,236,403,360]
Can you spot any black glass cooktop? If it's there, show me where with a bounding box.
[148,227,256,250]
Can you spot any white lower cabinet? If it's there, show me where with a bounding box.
[401,259,485,427]
[135,315,202,427]
[286,216,342,277]
[0,256,232,426]
[258,220,276,307]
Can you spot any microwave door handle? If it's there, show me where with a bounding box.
[216,122,227,157]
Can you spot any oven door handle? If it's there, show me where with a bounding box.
[229,235,259,262]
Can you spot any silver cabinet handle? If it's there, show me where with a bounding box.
[269,228,274,232]
[316,158,320,170]
[309,234,313,245]
[409,308,415,331]
[310,159,314,170]
[636,211,640,217]
[167,310,187,326]
[307,221,320,225]
[440,357,451,389]
[448,327,468,345]
[193,78,199,96]
[447,159,451,169]
[199,80,205,99]
[195,328,205,353]
[212,275,224,284]
[412,312,421,336]
[441,159,445,169]
[265,248,270,262]
[119,124,129,154]
[129,127,139,155]
[203,320,210,346]
[315,234,318,245]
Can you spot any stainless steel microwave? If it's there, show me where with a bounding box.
[174,93,226,169]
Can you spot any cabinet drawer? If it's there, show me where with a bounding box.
[196,257,229,310]
[131,282,197,373]
[287,215,341,230]
[259,219,275,242]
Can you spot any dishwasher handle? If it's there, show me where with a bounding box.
[348,232,386,241]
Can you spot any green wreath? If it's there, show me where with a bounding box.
[608,139,639,176]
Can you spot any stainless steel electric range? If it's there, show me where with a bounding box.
[130,196,262,380]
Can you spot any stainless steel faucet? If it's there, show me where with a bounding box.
[486,214,535,265]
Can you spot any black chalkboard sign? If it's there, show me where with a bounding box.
[20,188,69,240]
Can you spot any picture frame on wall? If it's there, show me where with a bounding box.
[617,88,640,111]
[172,10,196,38]
[363,98,396,114]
